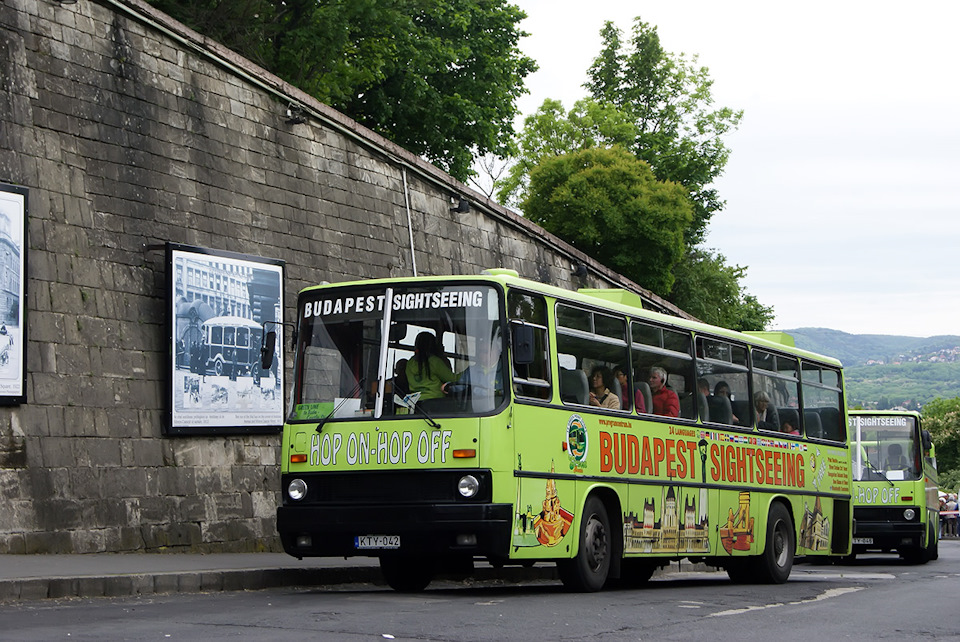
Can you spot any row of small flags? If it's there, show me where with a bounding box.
[697,430,808,452]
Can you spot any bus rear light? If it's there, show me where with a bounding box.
[453,449,476,458]
[456,534,477,546]
[290,454,307,463]
[902,495,913,502]
[296,535,312,548]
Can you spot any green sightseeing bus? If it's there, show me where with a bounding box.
[849,410,939,562]
[272,270,853,591]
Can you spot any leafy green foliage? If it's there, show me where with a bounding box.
[843,362,960,409]
[669,248,773,331]
[522,146,691,296]
[148,0,536,181]
[922,398,960,492]
[585,19,743,245]
[497,98,637,206]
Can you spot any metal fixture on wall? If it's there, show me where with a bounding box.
[450,196,470,214]
[285,103,306,125]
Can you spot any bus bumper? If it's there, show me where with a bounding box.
[277,502,514,558]
[852,521,924,551]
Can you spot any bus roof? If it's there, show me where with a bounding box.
[300,270,843,367]
[849,409,922,419]
[201,315,262,329]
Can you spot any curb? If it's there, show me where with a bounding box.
[0,560,718,603]
[0,565,560,603]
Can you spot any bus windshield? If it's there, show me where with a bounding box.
[852,414,920,481]
[291,283,504,421]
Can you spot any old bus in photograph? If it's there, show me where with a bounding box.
[848,409,939,562]
[272,270,853,591]
[191,315,262,378]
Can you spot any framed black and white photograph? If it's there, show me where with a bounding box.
[0,183,26,404]
[166,243,284,435]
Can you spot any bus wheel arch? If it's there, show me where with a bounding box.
[727,498,795,584]
[757,499,795,583]
[558,490,618,592]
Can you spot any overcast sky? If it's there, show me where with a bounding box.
[511,0,960,337]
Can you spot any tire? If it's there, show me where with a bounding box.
[612,558,657,589]
[379,556,434,592]
[214,359,224,376]
[754,502,795,584]
[725,560,754,583]
[557,496,612,592]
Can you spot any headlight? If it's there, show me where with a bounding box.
[903,508,916,521]
[288,478,308,501]
[458,474,480,498]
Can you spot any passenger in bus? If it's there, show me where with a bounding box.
[884,443,910,471]
[589,366,620,410]
[384,359,409,398]
[781,419,800,435]
[754,391,778,431]
[458,332,504,411]
[648,366,679,417]
[613,365,633,411]
[714,381,739,423]
[406,332,458,400]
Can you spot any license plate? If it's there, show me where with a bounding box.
[355,535,401,550]
[853,537,873,545]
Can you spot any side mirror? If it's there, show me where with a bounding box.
[922,429,933,453]
[512,324,534,365]
[261,330,276,370]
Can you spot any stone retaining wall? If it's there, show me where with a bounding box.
[0,0,686,554]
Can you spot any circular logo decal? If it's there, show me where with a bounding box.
[566,414,588,464]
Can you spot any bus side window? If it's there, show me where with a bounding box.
[508,292,551,400]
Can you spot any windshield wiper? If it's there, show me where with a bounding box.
[861,458,895,486]
[394,392,441,429]
[316,377,365,434]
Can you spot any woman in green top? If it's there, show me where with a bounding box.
[406,332,458,400]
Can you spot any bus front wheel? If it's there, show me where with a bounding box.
[379,556,434,592]
[558,496,611,592]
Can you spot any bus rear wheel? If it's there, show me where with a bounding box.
[379,556,434,592]
[557,496,611,592]
[727,502,794,583]
[756,502,794,583]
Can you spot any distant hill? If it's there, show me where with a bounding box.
[783,327,960,367]
[783,328,960,408]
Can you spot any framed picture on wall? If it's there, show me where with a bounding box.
[0,183,26,404]
[166,243,285,435]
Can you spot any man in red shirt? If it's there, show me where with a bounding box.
[648,366,679,417]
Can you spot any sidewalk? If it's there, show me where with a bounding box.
[0,552,560,602]
[0,552,716,603]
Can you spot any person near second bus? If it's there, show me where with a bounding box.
[588,366,620,410]
[406,332,458,400]
[648,366,679,417]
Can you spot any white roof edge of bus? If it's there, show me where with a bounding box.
[849,409,922,418]
[201,315,262,328]
[301,271,844,367]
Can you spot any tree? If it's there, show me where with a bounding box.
[585,19,743,245]
[669,248,773,331]
[923,397,960,491]
[497,98,637,207]
[148,0,536,181]
[522,146,691,296]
